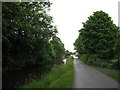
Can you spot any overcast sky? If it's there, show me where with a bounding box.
[49,0,119,52]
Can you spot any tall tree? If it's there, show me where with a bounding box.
[2,2,60,71]
[50,36,65,64]
[75,11,119,59]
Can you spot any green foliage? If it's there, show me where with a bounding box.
[21,56,74,88]
[78,54,90,63]
[115,28,120,63]
[65,50,72,58]
[50,36,65,64]
[74,34,86,54]
[80,11,119,59]
[79,54,119,69]
[109,59,119,69]
[75,10,119,59]
[2,2,65,71]
[74,10,119,69]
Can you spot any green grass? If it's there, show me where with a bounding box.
[21,56,74,88]
[107,73,120,82]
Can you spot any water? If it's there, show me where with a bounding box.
[2,65,52,88]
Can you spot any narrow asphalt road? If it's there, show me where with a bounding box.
[73,58,119,88]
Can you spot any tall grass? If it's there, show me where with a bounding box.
[21,56,74,88]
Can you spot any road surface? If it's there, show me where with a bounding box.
[73,58,119,88]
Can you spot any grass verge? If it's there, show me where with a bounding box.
[79,54,120,82]
[21,56,74,88]
[107,73,120,82]
[90,63,120,82]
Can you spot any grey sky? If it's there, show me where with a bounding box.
[49,0,119,52]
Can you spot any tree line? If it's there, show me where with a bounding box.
[2,2,67,71]
[74,11,120,69]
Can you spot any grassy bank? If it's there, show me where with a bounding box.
[21,56,74,88]
[107,73,120,82]
[79,54,120,82]
[91,65,120,82]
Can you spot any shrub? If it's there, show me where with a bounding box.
[110,59,119,69]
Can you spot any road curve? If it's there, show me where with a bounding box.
[72,58,119,88]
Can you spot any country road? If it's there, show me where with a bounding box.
[72,58,119,88]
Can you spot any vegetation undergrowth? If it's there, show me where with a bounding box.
[21,56,74,88]
[78,54,119,69]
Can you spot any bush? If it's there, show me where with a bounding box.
[109,59,119,69]
[79,54,119,69]
[79,54,90,63]
[79,54,98,65]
